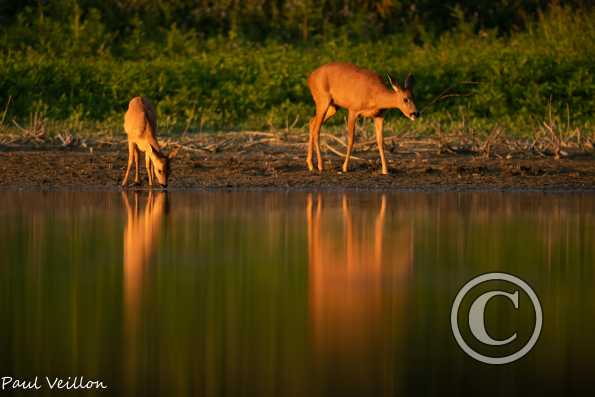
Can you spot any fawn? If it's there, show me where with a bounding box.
[121,96,178,188]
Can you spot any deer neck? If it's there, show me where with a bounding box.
[375,89,402,110]
[141,141,164,165]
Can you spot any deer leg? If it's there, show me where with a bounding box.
[145,154,153,187]
[133,146,140,185]
[307,117,316,172]
[342,111,357,173]
[374,117,388,174]
[122,141,135,187]
[314,120,324,173]
[307,104,336,172]
[309,101,331,172]
[315,104,335,172]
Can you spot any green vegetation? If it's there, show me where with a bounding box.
[0,1,593,137]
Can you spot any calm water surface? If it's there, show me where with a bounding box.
[0,191,594,396]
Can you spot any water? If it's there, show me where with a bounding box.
[0,191,594,396]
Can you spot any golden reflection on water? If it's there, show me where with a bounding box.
[122,191,167,323]
[121,191,168,395]
[306,193,414,394]
[0,192,594,396]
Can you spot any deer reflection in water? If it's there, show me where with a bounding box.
[121,191,168,392]
[307,193,413,391]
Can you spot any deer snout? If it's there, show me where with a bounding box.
[410,111,420,120]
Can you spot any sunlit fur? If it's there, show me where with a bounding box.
[307,62,419,175]
[121,96,177,188]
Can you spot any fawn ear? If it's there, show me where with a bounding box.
[404,73,414,89]
[168,146,180,159]
[148,143,166,159]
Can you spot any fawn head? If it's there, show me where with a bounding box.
[388,73,419,121]
[148,145,180,188]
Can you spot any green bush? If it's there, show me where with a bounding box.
[0,3,593,136]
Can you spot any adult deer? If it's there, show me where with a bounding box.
[121,96,178,188]
[306,62,419,174]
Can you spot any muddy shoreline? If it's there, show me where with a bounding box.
[0,134,594,192]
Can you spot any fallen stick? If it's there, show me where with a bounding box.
[178,144,211,153]
[243,131,279,138]
[242,138,278,149]
[323,143,366,161]
[321,133,347,148]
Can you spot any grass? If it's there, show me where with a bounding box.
[0,4,593,142]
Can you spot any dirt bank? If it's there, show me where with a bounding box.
[0,132,593,191]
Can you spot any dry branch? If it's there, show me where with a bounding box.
[321,133,347,148]
[323,143,366,161]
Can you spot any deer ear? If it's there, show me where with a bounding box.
[404,73,414,89]
[387,73,401,92]
[151,143,168,158]
[146,144,166,161]
[168,146,180,159]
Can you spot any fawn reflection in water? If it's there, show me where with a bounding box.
[306,193,414,392]
[121,191,168,393]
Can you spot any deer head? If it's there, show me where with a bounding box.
[147,145,179,188]
[387,73,419,121]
